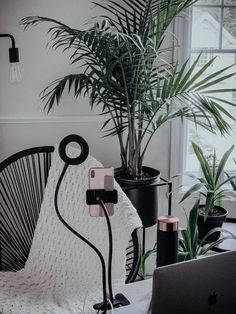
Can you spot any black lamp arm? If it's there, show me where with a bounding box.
[0,33,19,62]
[54,164,108,310]
[97,198,114,304]
[0,34,16,48]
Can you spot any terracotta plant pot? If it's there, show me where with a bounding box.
[115,166,160,227]
[197,205,228,241]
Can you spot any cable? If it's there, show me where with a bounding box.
[54,164,107,310]
[97,198,114,305]
[107,299,114,314]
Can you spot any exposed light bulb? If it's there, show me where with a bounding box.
[9,62,22,84]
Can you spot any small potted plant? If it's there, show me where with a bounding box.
[141,199,236,277]
[178,199,235,261]
[180,142,235,241]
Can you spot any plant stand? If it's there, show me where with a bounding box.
[141,177,172,256]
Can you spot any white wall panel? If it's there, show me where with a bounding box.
[0,0,171,178]
[0,0,174,251]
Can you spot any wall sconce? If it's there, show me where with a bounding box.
[0,33,22,84]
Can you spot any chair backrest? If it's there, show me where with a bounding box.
[0,146,54,271]
[0,146,140,283]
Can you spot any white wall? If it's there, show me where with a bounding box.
[0,0,174,251]
[0,0,171,181]
[3,1,234,261]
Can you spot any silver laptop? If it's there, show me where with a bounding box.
[151,250,236,314]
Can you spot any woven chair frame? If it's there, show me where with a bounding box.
[0,146,141,283]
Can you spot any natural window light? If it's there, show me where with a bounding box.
[183,0,236,185]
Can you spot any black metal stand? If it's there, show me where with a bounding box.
[141,177,172,255]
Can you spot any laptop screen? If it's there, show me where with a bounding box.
[151,251,236,314]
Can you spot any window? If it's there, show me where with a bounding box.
[195,49,214,67]
[182,0,236,185]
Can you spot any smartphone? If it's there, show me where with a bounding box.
[88,167,114,217]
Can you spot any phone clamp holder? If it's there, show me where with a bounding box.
[86,189,118,205]
[93,293,130,312]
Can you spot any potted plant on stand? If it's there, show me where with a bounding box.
[180,142,235,241]
[21,0,236,227]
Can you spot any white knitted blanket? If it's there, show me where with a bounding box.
[0,145,142,314]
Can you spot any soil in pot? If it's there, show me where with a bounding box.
[197,205,228,241]
[115,167,160,228]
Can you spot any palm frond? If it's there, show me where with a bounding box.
[21,1,236,178]
[40,74,92,112]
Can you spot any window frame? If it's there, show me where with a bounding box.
[170,8,191,183]
[193,1,236,54]
[170,2,236,213]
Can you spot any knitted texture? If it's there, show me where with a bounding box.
[0,145,142,313]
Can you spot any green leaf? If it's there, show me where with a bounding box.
[190,63,236,91]
[204,191,215,220]
[181,229,192,256]
[180,183,203,203]
[195,72,236,92]
[216,174,236,190]
[215,145,234,184]
[176,53,202,93]
[178,251,189,262]
[189,199,199,241]
[226,172,236,191]
[199,228,236,254]
[181,56,217,92]
[203,89,236,94]
[141,244,157,278]
[192,142,215,188]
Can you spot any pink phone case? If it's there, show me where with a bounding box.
[88,167,114,217]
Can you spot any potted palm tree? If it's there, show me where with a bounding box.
[21,0,236,226]
[180,142,235,241]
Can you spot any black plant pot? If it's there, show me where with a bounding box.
[197,205,228,241]
[115,166,160,228]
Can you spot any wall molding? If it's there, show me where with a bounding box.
[0,115,103,124]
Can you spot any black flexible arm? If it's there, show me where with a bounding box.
[54,164,108,310]
[97,198,114,304]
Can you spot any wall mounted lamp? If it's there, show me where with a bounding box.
[0,33,22,84]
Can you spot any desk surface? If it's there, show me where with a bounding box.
[110,279,152,313]
[112,300,150,313]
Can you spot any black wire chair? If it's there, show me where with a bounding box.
[0,146,141,283]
